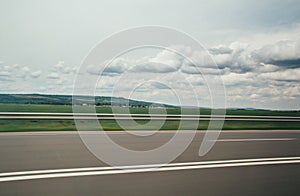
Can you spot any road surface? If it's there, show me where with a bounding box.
[0,130,299,195]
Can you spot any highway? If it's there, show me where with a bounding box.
[0,130,299,195]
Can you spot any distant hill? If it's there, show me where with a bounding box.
[0,94,177,108]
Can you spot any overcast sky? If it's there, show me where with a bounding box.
[0,0,300,110]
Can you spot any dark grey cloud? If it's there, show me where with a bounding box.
[151,82,170,89]
[277,79,300,82]
[102,66,126,76]
[87,58,131,76]
[103,66,125,74]
[180,62,225,75]
[266,59,300,69]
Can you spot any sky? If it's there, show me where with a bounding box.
[0,0,300,110]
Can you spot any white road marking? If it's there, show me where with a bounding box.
[1,156,298,177]
[210,138,297,142]
[0,157,299,182]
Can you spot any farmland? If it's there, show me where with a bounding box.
[0,103,299,132]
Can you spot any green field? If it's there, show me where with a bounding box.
[0,119,299,132]
[0,104,299,132]
[1,104,300,116]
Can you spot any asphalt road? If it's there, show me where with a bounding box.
[0,130,299,195]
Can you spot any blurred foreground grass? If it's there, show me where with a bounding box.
[1,104,300,116]
[0,119,299,132]
[0,104,299,132]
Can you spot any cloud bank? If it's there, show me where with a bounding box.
[1,24,300,110]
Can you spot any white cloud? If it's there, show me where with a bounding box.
[0,63,43,82]
[30,70,42,78]
[259,68,300,81]
[0,71,10,77]
[79,26,300,109]
[255,63,280,73]
[222,72,256,86]
[52,61,77,74]
[252,39,300,67]
[47,72,60,79]
[2,23,300,109]
[21,66,30,73]
[132,61,178,73]
[87,58,131,76]
[54,61,64,69]
[134,49,183,72]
